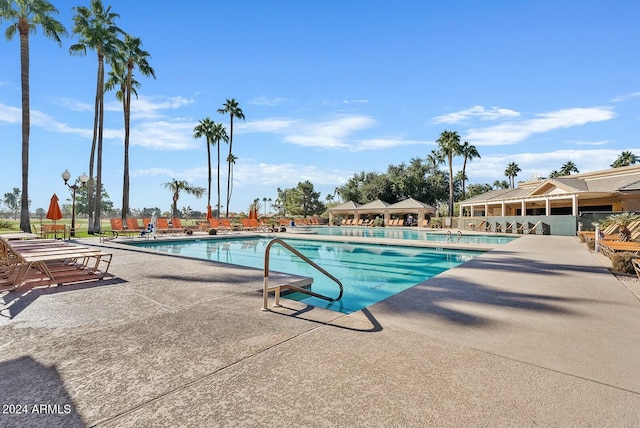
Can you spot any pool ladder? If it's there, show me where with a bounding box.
[262,238,343,311]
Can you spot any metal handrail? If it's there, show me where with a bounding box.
[263,238,343,311]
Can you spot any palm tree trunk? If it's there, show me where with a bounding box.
[461,157,468,199]
[448,154,454,217]
[207,140,212,207]
[225,116,233,218]
[121,65,133,221]
[87,54,102,233]
[19,27,31,233]
[93,60,105,233]
[217,138,221,220]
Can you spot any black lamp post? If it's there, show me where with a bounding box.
[62,169,89,237]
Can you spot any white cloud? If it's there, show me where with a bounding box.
[248,96,286,106]
[610,91,640,102]
[241,114,378,149]
[130,95,194,120]
[432,105,520,124]
[238,118,299,133]
[234,161,351,188]
[0,102,21,124]
[284,115,377,148]
[130,120,199,150]
[465,107,615,146]
[353,138,429,151]
[342,99,369,104]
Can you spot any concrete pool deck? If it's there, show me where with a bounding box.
[1,234,639,427]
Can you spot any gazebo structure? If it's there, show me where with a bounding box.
[328,197,437,226]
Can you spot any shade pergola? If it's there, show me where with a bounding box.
[329,198,436,226]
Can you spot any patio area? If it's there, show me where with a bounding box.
[1,234,639,427]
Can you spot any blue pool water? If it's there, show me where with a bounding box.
[315,226,518,244]
[130,237,481,314]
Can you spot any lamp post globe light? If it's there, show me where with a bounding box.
[62,169,89,237]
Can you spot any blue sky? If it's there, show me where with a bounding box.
[1,0,639,215]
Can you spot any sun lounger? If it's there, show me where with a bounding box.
[126,218,144,234]
[526,221,542,234]
[108,218,137,239]
[0,237,112,291]
[599,241,640,258]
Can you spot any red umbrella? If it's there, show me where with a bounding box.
[46,193,63,223]
[206,204,213,220]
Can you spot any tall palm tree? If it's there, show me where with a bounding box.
[211,123,229,219]
[560,161,579,176]
[611,151,640,168]
[70,0,122,234]
[162,179,205,219]
[459,141,480,200]
[504,162,521,189]
[217,98,245,218]
[1,0,67,232]
[114,34,154,222]
[436,130,462,216]
[193,117,216,212]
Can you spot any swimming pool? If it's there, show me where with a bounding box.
[315,226,518,244]
[130,237,481,314]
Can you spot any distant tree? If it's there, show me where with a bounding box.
[217,98,245,218]
[3,187,21,219]
[459,141,480,199]
[493,180,510,190]
[466,183,494,199]
[279,181,325,217]
[71,180,112,215]
[162,179,205,219]
[560,161,579,176]
[611,151,640,168]
[548,170,562,178]
[436,130,463,216]
[504,162,521,189]
[1,0,67,231]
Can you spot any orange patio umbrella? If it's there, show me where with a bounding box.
[46,193,63,223]
[206,204,213,220]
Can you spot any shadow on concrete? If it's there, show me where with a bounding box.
[0,356,85,427]
[269,305,383,333]
[0,277,127,320]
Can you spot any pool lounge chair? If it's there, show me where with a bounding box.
[126,218,144,234]
[0,236,112,291]
[526,221,542,234]
[108,218,137,239]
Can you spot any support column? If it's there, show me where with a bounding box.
[484,203,488,216]
[521,200,526,216]
[545,198,550,216]
[501,201,505,216]
[572,195,578,216]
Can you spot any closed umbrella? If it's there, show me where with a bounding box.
[46,194,63,222]
[46,193,64,239]
[206,204,213,220]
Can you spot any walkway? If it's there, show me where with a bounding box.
[1,234,639,427]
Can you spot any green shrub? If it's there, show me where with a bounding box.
[373,217,384,227]
[208,228,217,235]
[0,220,15,229]
[586,240,595,251]
[610,252,636,275]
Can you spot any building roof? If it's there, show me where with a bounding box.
[461,164,640,205]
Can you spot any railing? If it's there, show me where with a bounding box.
[262,238,343,311]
